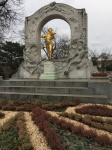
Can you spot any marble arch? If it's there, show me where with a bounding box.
[13,2,95,79]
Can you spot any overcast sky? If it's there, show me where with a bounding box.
[24,0,112,53]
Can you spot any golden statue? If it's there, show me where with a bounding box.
[41,28,56,61]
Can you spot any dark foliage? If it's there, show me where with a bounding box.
[0,100,42,111]
[105,63,112,71]
[0,101,8,109]
[0,41,25,79]
[0,100,79,112]
[43,100,80,111]
[81,129,97,139]
[91,72,108,77]
[0,41,24,69]
[95,134,111,145]
[75,105,112,117]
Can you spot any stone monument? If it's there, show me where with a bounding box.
[12,2,96,79]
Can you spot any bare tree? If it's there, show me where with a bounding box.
[54,35,70,60]
[88,49,99,66]
[19,27,25,44]
[99,49,112,72]
[0,0,24,43]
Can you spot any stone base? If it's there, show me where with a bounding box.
[40,61,59,80]
[11,63,39,79]
[69,68,90,79]
[68,61,98,79]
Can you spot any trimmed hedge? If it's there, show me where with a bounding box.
[75,105,112,117]
[91,72,108,77]
[0,100,80,112]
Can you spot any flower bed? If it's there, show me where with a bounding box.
[49,111,112,146]
[0,100,80,112]
[32,107,66,150]
[0,101,42,111]
[61,111,112,133]
[75,104,112,117]
[32,107,112,147]
[42,100,80,111]
[0,112,33,150]
[91,72,108,77]
[0,101,112,149]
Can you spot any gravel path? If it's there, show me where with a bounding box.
[0,110,17,127]
[24,112,51,150]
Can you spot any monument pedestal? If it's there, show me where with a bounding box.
[40,61,59,80]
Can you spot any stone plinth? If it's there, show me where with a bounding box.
[40,61,59,80]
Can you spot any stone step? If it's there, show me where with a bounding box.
[0,80,88,87]
[0,91,108,104]
[0,86,95,95]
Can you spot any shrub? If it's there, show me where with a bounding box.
[2,105,16,111]
[0,101,8,109]
[91,117,103,123]
[75,105,112,117]
[81,129,97,139]
[90,122,103,130]
[91,72,107,77]
[43,100,80,111]
[74,113,82,121]
[71,125,83,134]
[60,112,68,118]
[67,113,75,119]
[95,134,111,145]
[82,116,92,125]
[103,123,112,132]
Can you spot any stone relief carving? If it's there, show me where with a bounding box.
[12,44,43,78]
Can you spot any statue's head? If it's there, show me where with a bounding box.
[48,28,53,33]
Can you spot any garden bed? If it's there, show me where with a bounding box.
[0,100,112,149]
[91,72,108,77]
